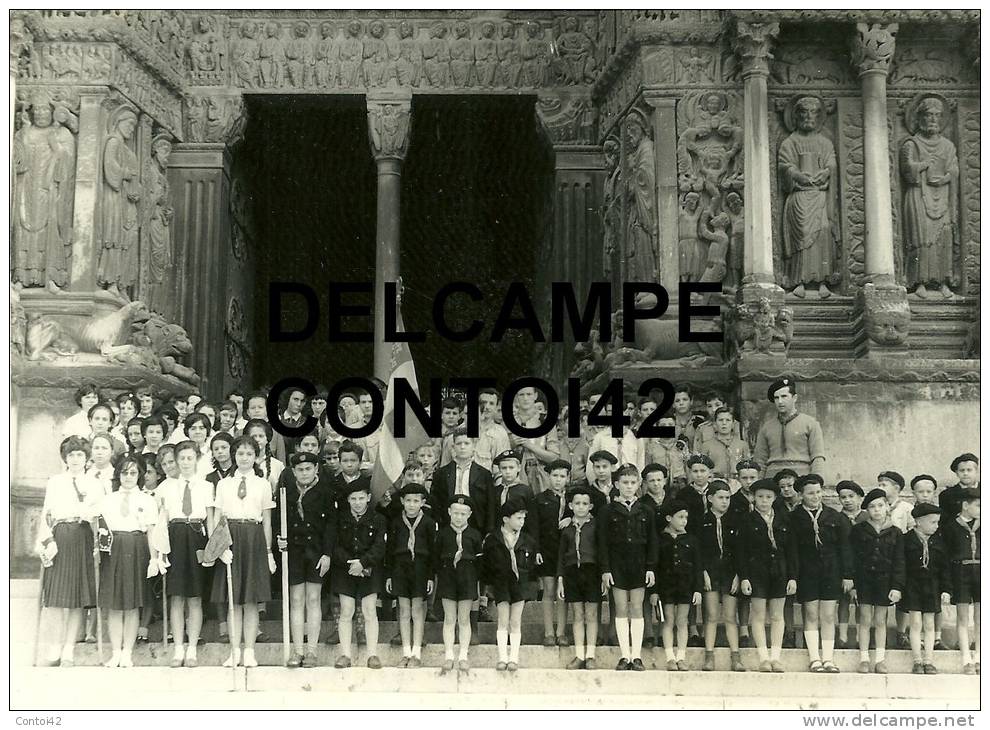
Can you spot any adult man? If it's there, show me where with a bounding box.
[510,386,560,493]
[753,378,826,478]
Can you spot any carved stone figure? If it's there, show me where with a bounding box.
[678,192,704,282]
[778,96,838,298]
[141,135,174,318]
[367,102,410,159]
[184,95,245,144]
[520,22,549,87]
[314,22,338,87]
[188,16,226,83]
[339,21,364,87]
[729,298,794,355]
[232,21,260,88]
[602,139,621,281]
[623,110,659,284]
[609,293,723,366]
[11,91,77,292]
[285,21,314,88]
[677,92,743,219]
[97,106,141,299]
[422,22,451,87]
[449,21,474,87]
[679,47,715,84]
[860,284,910,347]
[363,20,391,87]
[497,21,522,88]
[554,16,595,85]
[258,21,285,88]
[474,21,498,88]
[900,96,959,298]
[394,20,422,87]
[723,191,744,292]
[698,210,731,288]
[535,96,594,145]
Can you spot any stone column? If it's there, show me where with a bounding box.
[642,94,679,292]
[730,21,789,357]
[850,23,910,356]
[366,90,412,382]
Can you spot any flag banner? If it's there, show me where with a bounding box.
[149,514,171,568]
[197,515,233,564]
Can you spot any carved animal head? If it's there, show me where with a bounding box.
[865,310,910,346]
[132,310,194,359]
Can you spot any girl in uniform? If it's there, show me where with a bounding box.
[37,436,108,666]
[434,494,483,672]
[159,440,214,668]
[82,433,116,643]
[212,436,276,668]
[850,488,905,675]
[656,500,703,671]
[244,418,285,491]
[183,413,214,478]
[97,455,163,668]
[206,432,236,488]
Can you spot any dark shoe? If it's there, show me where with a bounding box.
[397,656,409,669]
[367,655,382,669]
[687,634,703,648]
[703,651,715,671]
[407,657,421,669]
[782,631,796,649]
[583,657,597,670]
[643,636,655,649]
[287,652,303,668]
[934,638,947,651]
[334,655,352,669]
[616,658,630,671]
[834,637,846,650]
[566,657,585,670]
[390,633,402,647]
[730,651,745,672]
[874,661,888,675]
[458,659,470,672]
[543,635,556,647]
[923,663,938,675]
[441,659,455,672]
[136,634,149,645]
[495,661,507,671]
[478,606,493,622]
[507,662,518,672]
[912,661,924,674]
[630,658,646,672]
[301,653,318,668]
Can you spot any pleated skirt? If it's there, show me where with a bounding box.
[42,522,97,609]
[100,531,151,611]
[211,521,272,606]
[166,522,209,598]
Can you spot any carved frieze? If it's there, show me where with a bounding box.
[111,51,183,137]
[183,93,246,145]
[850,23,898,76]
[840,105,867,287]
[959,106,980,294]
[366,96,411,160]
[18,42,114,83]
[186,15,229,85]
[535,94,596,145]
[770,45,853,86]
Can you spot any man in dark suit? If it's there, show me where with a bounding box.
[430,428,497,537]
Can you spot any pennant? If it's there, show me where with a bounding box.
[96,516,113,554]
[149,515,171,569]
[197,515,233,564]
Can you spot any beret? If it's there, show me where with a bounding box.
[773,468,799,483]
[341,479,371,498]
[290,452,319,467]
[589,450,618,465]
[767,378,796,402]
[911,502,941,519]
[707,479,731,496]
[877,471,905,489]
[662,499,689,519]
[566,485,593,503]
[499,498,528,520]
[398,482,429,499]
[751,478,779,496]
[910,474,938,489]
[951,453,979,472]
[544,458,572,474]
[449,494,475,511]
[642,463,668,479]
[961,488,981,503]
[493,449,522,465]
[686,453,714,469]
[862,488,888,509]
[835,480,864,497]
[796,473,825,490]
[736,459,761,473]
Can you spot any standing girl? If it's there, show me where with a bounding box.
[158,440,214,668]
[98,455,163,667]
[183,412,214,479]
[212,436,276,668]
[244,418,285,491]
[38,436,108,666]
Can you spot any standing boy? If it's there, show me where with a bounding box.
[557,485,602,669]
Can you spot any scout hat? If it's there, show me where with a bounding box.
[494,449,521,466]
[910,474,938,489]
[862,488,888,509]
[290,452,319,467]
[795,473,824,490]
[589,450,618,465]
[911,502,941,519]
[449,494,475,511]
[736,459,761,474]
[751,478,779,496]
[662,499,689,519]
[544,458,572,474]
[835,480,864,497]
[686,454,714,469]
[878,471,905,489]
[499,498,527,520]
[341,479,371,498]
[767,377,796,402]
[398,482,429,499]
[951,453,979,472]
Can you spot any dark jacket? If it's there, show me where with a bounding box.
[656,530,705,596]
[332,508,387,570]
[596,499,660,575]
[329,472,373,513]
[273,477,337,561]
[481,528,538,588]
[384,512,437,577]
[431,460,497,534]
[790,504,853,580]
[904,530,949,598]
[533,489,567,562]
[698,509,741,580]
[938,483,981,520]
[576,479,617,518]
[941,516,981,565]
[557,516,598,573]
[678,484,709,534]
[494,481,541,550]
[432,524,484,574]
[850,521,906,592]
[737,509,798,584]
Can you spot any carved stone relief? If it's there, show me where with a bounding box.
[770,45,852,86]
[183,93,246,145]
[960,106,980,294]
[186,15,228,85]
[535,94,595,145]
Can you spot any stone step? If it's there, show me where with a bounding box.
[63,644,974,675]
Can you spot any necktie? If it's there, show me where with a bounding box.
[452,524,467,567]
[402,512,422,558]
[237,476,247,500]
[502,528,520,579]
[121,489,131,517]
[715,514,724,558]
[71,477,84,502]
[807,507,823,549]
[182,480,192,517]
[500,486,508,506]
[573,519,587,565]
[759,510,776,550]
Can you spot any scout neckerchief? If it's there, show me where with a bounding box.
[501,527,520,579]
[296,477,318,520]
[804,504,823,549]
[572,516,590,565]
[620,495,637,510]
[712,509,726,558]
[913,529,931,569]
[451,523,468,566]
[71,475,85,503]
[756,508,776,550]
[402,511,423,558]
[553,490,566,522]
[776,410,799,454]
[957,515,981,561]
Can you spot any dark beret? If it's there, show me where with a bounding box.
[398,482,429,499]
[449,494,475,511]
[707,479,731,497]
[752,478,779,496]
[910,474,938,489]
[796,474,825,490]
[686,454,714,469]
[341,480,371,498]
[835,480,864,497]
[662,499,690,519]
[862,488,888,509]
[767,378,796,402]
[773,469,799,483]
[911,502,941,519]
[951,453,979,472]
[642,463,669,479]
[544,458,572,474]
[589,450,618,465]
[499,498,528,520]
[493,449,521,466]
[877,471,905,489]
[290,452,320,467]
[566,485,593,503]
[736,459,761,473]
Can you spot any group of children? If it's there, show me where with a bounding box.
[37,383,981,677]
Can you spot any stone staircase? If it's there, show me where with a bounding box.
[908,297,979,359]
[785,296,863,359]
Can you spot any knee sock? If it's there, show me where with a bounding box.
[770,644,782,662]
[630,618,645,660]
[821,638,835,662]
[757,645,769,662]
[509,632,521,663]
[615,617,630,659]
[665,646,676,662]
[804,630,821,662]
[496,629,509,664]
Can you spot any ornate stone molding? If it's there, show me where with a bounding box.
[731,10,979,25]
[535,93,596,145]
[851,23,898,76]
[732,20,779,78]
[366,92,411,161]
[736,358,980,384]
[10,17,33,76]
[183,91,247,145]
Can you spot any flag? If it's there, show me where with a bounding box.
[149,514,171,569]
[370,303,430,504]
[197,515,233,564]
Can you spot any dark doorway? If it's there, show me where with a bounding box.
[241,94,553,395]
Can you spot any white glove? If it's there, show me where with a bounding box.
[146,558,160,579]
[268,554,277,574]
[42,541,58,564]
[220,549,233,565]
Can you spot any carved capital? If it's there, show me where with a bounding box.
[727,284,791,358]
[857,282,910,352]
[851,23,898,77]
[183,92,246,146]
[732,20,779,78]
[366,92,411,162]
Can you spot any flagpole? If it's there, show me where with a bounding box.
[279,485,290,666]
[162,573,168,651]
[93,523,103,664]
[225,562,237,688]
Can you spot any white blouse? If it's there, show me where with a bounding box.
[214,472,275,521]
[39,472,107,540]
[98,488,159,532]
[158,476,214,521]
